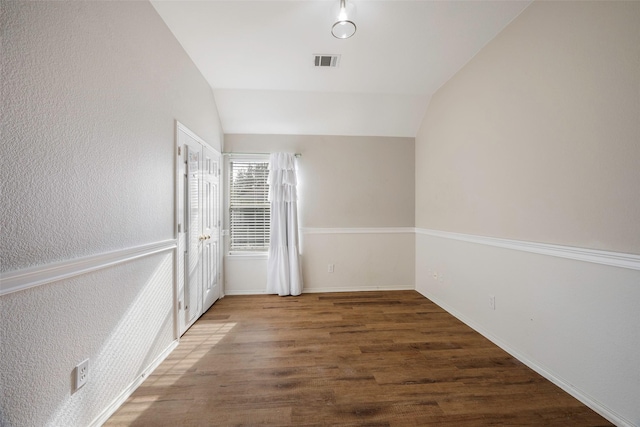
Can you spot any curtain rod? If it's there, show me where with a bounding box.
[223,152,301,158]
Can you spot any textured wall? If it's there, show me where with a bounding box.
[1,0,222,273]
[415,1,640,254]
[0,1,222,425]
[0,253,174,427]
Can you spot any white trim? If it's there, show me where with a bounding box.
[0,240,177,296]
[88,339,179,427]
[224,285,414,296]
[176,121,208,148]
[415,289,633,427]
[416,228,640,271]
[301,227,415,235]
[225,289,268,296]
[225,226,640,270]
[171,247,180,340]
[304,285,415,293]
[223,152,270,161]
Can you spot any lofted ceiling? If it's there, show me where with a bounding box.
[151,0,532,137]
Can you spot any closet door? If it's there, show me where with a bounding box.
[177,123,222,337]
[202,146,220,312]
[184,141,203,330]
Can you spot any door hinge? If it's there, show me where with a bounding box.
[178,146,182,156]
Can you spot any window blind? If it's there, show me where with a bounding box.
[229,159,270,252]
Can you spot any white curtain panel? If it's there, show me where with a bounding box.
[267,153,303,296]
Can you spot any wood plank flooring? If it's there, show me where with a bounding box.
[105,291,611,426]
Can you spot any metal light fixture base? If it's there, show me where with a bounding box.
[331,0,357,39]
[331,20,357,39]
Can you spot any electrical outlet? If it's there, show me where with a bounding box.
[328,264,334,273]
[75,359,89,390]
[489,295,496,310]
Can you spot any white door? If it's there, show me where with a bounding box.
[202,146,221,312]
[184,142,203,330]
[177,123,222,337]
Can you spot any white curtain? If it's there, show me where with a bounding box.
[266,153,303,296]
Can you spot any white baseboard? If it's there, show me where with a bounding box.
[224,289,267,296]
[88,339,179,427]
[415,288,634,427]
[303,285,415,293]
[224,285,414,296]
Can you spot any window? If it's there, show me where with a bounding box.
[228,158,270,253]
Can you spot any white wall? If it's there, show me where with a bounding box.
[416,233,640,426]
[0,2,222,425]
[415,1,640,425]
[301,231,414,293]
[223,134,415,295]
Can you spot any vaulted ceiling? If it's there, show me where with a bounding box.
[151,0,532,137]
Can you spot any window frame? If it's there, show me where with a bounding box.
[225,154,271,255]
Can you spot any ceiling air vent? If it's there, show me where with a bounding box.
[314,54,340,68]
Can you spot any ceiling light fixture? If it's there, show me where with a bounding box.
[331,0,356,39]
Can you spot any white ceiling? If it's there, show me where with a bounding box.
[151,0,531,137]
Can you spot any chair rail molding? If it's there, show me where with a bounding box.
[300,227,415,235]
[1,239,178,296]
[416,228,640,271]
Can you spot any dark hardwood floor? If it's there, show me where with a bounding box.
[105,291,611,426]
